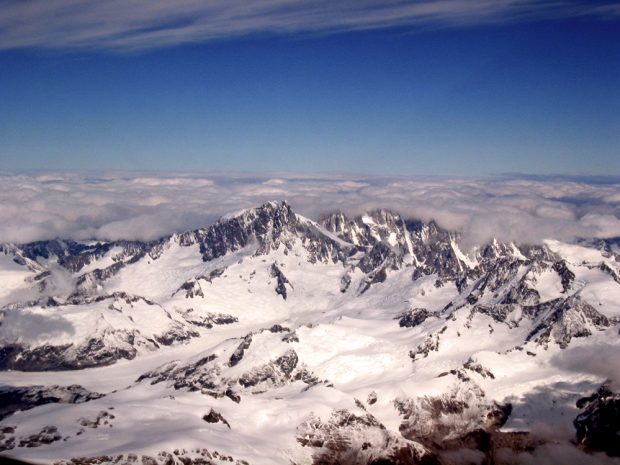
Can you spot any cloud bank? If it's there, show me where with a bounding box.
[1,171,619,247]
[1,0,619,51]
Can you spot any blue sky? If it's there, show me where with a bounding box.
[0,1,618,175]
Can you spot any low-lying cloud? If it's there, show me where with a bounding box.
[0,171,619,247]
[1,0,619,51]
[553,344,620,390]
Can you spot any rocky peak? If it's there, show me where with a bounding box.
[405,219,444,242]
[237,200,297,236]
[194,201,297,261]
[318,212,349,236]
[479,239,515,260]
[320,209,410,250]
[193,201,348,264]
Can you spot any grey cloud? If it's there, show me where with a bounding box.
[552,344,620,389]
[0,171,619,247]
[495,442,620,465]
[1,0,619,51]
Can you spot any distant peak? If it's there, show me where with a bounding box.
[220,200,292,222]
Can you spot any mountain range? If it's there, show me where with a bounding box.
[1,200,619,465]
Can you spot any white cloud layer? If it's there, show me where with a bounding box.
[1,171,619,247]
[1,0,619,51]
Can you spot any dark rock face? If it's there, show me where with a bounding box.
[229,335,253,367]
[500,280,540,306]
[468,304,512,324]
[358,267,388,294]
[0,343,72,371]
[238,349,300,388]
[79,410,115,429]
[410,333,440,360]
[340,273,352,293]
[406,220,470,281]
[358,242,401,274]
[18,425,62,448]
[282,331,299,343]
[175,279,204,299]
[268,324,290,333]
[553,260,575,293]
[179,309,238,329]
[202,409,230,429]
[270,263,291,300]
[0,425,16,452]
[67,291,158,307]
[0,384,103,420]
[465,259,523,304]
[574,385,620,457]
[398,308,437,328]
[463,359,495,379]
[275,349,298,374]
[154,326,199,347]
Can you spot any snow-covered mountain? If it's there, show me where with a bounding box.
[1,201,619,464]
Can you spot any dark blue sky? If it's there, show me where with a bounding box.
[1,5,618,175]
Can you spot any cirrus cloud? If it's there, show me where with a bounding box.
[1,0,619,52]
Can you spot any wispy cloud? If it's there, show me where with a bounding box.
[0,171,619,246]
[1,0,618,51]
